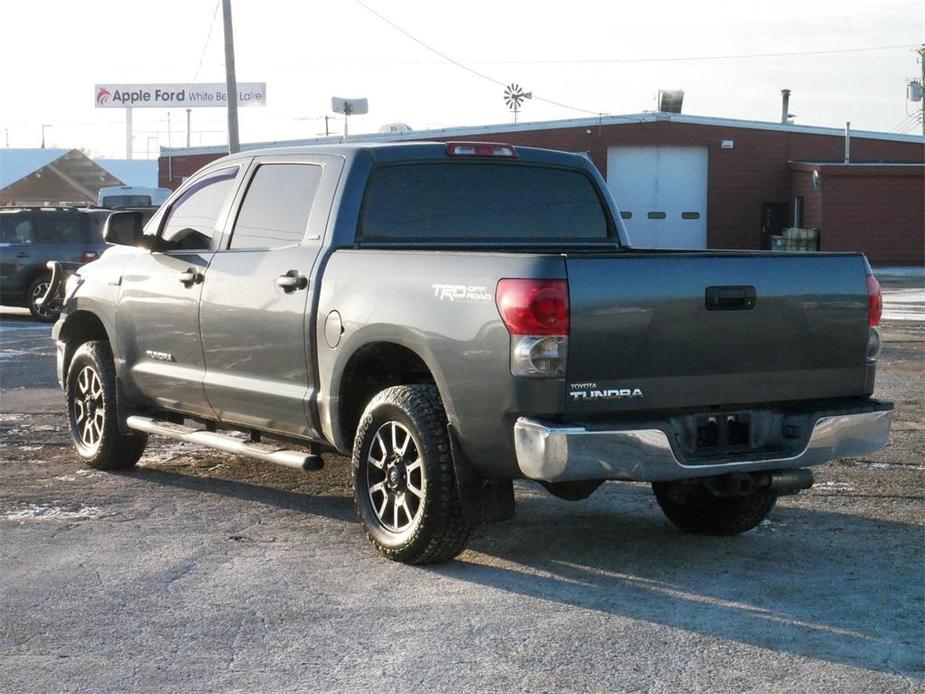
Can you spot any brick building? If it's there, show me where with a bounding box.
[159,113,925,264]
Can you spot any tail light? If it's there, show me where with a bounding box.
[866,274,882,362]
[867,274,882,326]
[496,279,568,377]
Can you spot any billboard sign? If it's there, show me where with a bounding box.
[95,83,267,108]
[331,97,368,115]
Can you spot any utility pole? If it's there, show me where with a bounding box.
[222,0,240,154]
[919,45,925,136]
[41,124,51,149]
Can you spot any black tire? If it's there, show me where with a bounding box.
[27,275,59,323]
[352,385,471,564]
[66,340,147,470]
[652,480,777,535]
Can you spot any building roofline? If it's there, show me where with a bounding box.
[161,111,925,158]
[791,161,925,167]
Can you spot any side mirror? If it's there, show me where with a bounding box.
[102,211,144,246]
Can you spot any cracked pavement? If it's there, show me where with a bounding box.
[0,296,923,692]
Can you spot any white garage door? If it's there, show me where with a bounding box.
[607,146,708,249]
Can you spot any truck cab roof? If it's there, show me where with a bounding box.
[214,141,592,169]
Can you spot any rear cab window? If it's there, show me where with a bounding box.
[102,194,152,208]
[358,162,614,244]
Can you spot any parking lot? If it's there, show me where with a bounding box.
[1,285,923,692]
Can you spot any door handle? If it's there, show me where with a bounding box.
[15,252,29,259]
[705,285,757,311]
[277,270,308,292]
[178,268,204,286]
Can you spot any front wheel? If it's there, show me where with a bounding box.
[66,341,147,470]
[352,385,471,564]
[652,480,777,535]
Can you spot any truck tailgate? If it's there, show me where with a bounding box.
[565,253,871,413]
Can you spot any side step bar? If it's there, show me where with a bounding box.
[126,416,323,471]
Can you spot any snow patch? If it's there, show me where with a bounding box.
[814,481,855,492]
[5,502,102,521]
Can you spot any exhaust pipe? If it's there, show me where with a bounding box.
[703,468,814,497]
[767,468,814,495]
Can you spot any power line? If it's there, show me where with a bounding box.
[897,113,923,134]
[267,43,916,69]
[890,112,920,132]
[351,0,600,115]
[415,43,917,65]
[188,0,221,87]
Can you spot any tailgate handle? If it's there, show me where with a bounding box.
[705,285,757,311]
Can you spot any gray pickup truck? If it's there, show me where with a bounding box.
[46,141,892,564]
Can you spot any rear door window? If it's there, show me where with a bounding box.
[33,213,92,244]
[359,163,610,242]
[229,164,322,250]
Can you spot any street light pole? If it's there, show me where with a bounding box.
[222,0,240,154]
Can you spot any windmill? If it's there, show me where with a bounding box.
[504,83,532,123]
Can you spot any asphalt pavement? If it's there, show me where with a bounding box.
[1,291,923,693]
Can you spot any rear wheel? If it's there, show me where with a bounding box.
[652,480,776,535]
[27,275,59,323]
[66,341,147,470]
[352,385,470,564]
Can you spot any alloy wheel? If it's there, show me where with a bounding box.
[366,421,425,533]
[73,366,105,449]
[30,281,54,320]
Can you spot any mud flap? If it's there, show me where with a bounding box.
[448,424,515,525]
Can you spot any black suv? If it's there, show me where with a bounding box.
[0,208,109,321]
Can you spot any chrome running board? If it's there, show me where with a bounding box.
[126,416,323,471]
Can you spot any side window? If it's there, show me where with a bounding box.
[160,167,238,250]
[0,215,33,244]
[229,164,322,250]
[34,214,90,244]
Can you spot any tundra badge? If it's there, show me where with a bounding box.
[569,383,644,401]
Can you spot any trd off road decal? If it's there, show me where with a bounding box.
[432,284,492,303]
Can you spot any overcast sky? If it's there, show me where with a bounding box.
[2,0,922,158]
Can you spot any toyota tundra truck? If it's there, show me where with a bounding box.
[45,141,892,564]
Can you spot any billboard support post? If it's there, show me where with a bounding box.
[125,107,133,160]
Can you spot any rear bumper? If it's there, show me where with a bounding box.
[513,402,893,483]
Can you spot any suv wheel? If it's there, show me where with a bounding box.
[352,385,471,564]
[27,275,59,323]
[66,340,147,470]
[652,481,777,535]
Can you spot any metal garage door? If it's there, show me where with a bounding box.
[607,146,708,249]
